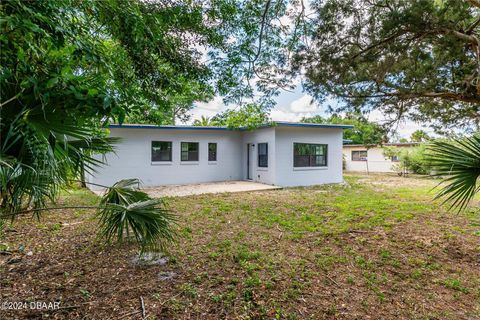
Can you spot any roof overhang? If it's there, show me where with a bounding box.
[342,142,420,147]
[108,124,234,131]
[108,121,354,131]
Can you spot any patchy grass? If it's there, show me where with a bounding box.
[1,173,479,319]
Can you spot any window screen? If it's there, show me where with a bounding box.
[293,143,327,167]
[352,150,368,161]
[151,141,172,161]
[181,142,199,161]
[258,143,268,167]
[208,143,217,161]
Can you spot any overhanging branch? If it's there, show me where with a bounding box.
[336,91,480,104]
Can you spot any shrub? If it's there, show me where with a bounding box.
[383,145,431,174]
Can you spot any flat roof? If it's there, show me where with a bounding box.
[343,142,420,147]
[271,121,354,129]
[108,121,354,131]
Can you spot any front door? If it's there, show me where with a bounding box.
[247,143,254,180]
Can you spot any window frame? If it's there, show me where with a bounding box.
[351,150,368,161]
[257,143,268,168]
[151,141,172,162]
[391,155,400,162]
[208,142,217,162]
[293,143,328,168]
[181,142,199,162]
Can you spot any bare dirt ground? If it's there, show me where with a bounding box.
[1,173,479,319]
[348,171,438,188]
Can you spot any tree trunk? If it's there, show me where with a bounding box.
[79,161,87,188]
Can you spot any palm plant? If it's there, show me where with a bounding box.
[0,109,176,253]
[193,116,214,126]
[0,108,117,215]
[97,179,176,253]
[427,134,480,212]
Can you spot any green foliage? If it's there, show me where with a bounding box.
[300,0,480,132]
[427,134,480,212]
[0,113,116,217]
[410,130,431,142]
[97,179,176,253]
[0,0,302,249]
[193,116,215,127]
[302,113,387,145]
[211,104,272,129]
[0,0,235,125]
[383,145,431,175]
[0,0,259,221]
[208,0,306,108]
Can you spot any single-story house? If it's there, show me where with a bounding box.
[342,142,419,173]
[87,122,353,189]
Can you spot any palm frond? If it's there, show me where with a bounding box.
[427,134,480,212]
[96,179,176,253]
[0,107,118,217]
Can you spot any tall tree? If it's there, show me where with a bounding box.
[1,0,294,248]
[296,0,480,132]
[211,104,272,129]
[302,113,388,145]
[0,0,305,214]
[193,116,215,126]
[410,130,431,142]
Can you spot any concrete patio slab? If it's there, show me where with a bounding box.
[142,180,281,198]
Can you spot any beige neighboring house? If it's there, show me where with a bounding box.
[343,142,419,173]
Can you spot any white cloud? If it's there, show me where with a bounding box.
[186,97,227,124]
[195,96,224,111]
[366,109,436,139]
[289,94,318,113]
[270,109,303,122]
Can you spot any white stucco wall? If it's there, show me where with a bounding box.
[274,127,344,187]
[343,146,398,173]
[242,128,276,185]
[87,125,348,189]
[87,128,243,189]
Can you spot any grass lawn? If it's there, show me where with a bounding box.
[1,173,479,319]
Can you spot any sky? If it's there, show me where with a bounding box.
[189,85,432,140]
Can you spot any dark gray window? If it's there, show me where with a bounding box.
[258,143,268,167]
[181,142,199,161]
[294,143,327,167]
[152,141,172,161]
[208,143,217,161]
[352,150,368,161]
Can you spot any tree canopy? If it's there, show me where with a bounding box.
[410,130,431,142]
[296,0,480,132]
[0,0,296,231]
[302,113,388,145]
[206,104,272,129]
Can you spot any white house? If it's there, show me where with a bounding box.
[342,143,419,173]
[87,122,353,189]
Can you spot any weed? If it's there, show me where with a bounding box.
[180,283,198,298]
[79,288,91,299]
[443,278,469,294]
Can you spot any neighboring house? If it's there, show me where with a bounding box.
[87,122,353,189]
[343,143,419,173]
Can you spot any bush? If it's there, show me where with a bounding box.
[383,145,431,174]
